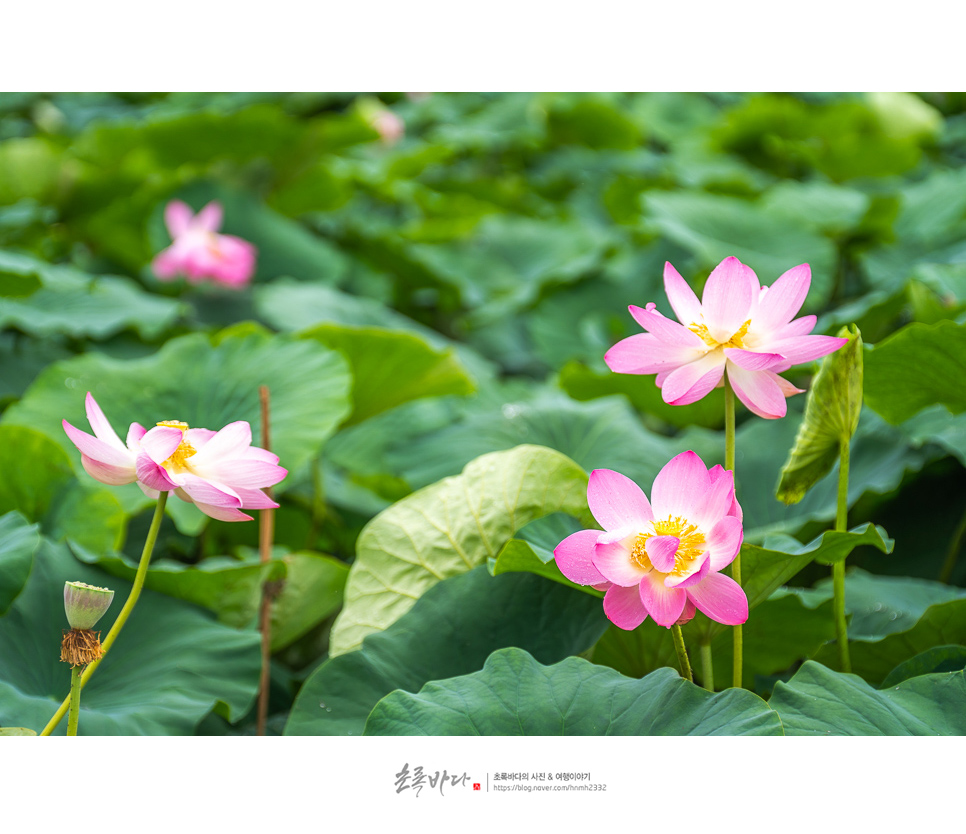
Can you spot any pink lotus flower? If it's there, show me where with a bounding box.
[553,452,747,630]
[604,256,849,419]
[152,201,256,289]
[63,392,286,522]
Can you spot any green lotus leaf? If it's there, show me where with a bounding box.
[0,512,41,617]
[364,647,783,736]
[328,444,590,656]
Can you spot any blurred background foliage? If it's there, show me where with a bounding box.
[2,92,966,734]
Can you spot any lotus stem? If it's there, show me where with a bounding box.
[671,625,693,683]
[66,666,82,736]
[41,492,168,736]
[699,640,714,691]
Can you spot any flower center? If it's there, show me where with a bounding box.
[630,515,706,576]
[689,319,752,349]
[156,420,196,470]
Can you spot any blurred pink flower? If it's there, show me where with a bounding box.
[553,452,747,630]
[370,109,404,145]
[63,393,286,522]
[604,256,849,418]
[152,200,256,289]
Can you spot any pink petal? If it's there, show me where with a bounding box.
[676,598,696,625]
[644,535,679,572]
[238,446,280,464]
[628,304,706,348]
[755,263,811,334]
[234,488,280,510]
[196,459,287,489]
[774,315,817,339]
[126,422,147,451]
[706,516,743,571]
[650,450,712,520]
[553,529,607,586]
[663,261,702,325]
[587,469,654,531]
[63,419,134,469]
[665,553,711,589]
[661,351,725,405]
[164,200,193,238]
[192,201,224,233]
[593,538,645,587]
[191,501,253,522]
[185,428,217,450]
[726,363,787,419]
[765,335,849,367]
[723,348,785,372]
[85,393,126,451]
[701,257,758,343]
[139,426,185,465]
[774,373,805,397]
[177,474,242,509]
[603,584,649,630]
[686,572,748,626]
[188,421,252,467]
[604,333,703,376]
[691,467,735,530]
[136,454,178,492]
[80,454,137,486]
[638,571,688,627]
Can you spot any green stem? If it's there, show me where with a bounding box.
[41,492,168,736]
[671,625,693,683]
[939,502,966,584]
[66,666,82,736]
[724,376,742,689]
[699,641,714,691]
[834,438,852,673]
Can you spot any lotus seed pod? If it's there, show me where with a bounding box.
[64,581,114,630]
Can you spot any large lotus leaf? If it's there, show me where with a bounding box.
[880,646,966,688]
[865,319,966,424]
[898,406,966,468]
[364,648,783,736]
[299,323,476,426]
[328,444,590,656]
[70,542,286,628]
[0,512,41,616]
[816,596,966,684]
[3,327,352,518]
[0,426,124,553]
[769,661,966,735]
[387,389,719,495]
[0,249,183,340]
[643,191,837,311]
[0,333,71,407]
[269,550,349,651]
[0,537,260,735]
[860,167,966,295]
[286,567,607,735]
[777,325,863,504]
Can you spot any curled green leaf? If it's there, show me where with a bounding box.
[777,324,863,505]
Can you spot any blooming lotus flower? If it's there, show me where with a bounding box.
[553,452,747,630]
[152,200,256,289]
[63,392,286,522]
[604,256,849,419]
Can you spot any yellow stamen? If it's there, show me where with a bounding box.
[156,420,196,471]
[689,319,752,349]
[631,515,706,576]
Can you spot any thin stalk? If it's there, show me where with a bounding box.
[699,641,714,692]
[41,492,168,736]
[257,385,275,737]
[66,666,82,736]
[939,502,966,584]
[671,625,693,683]
[833,437,852,673]
[724,376,742,689]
